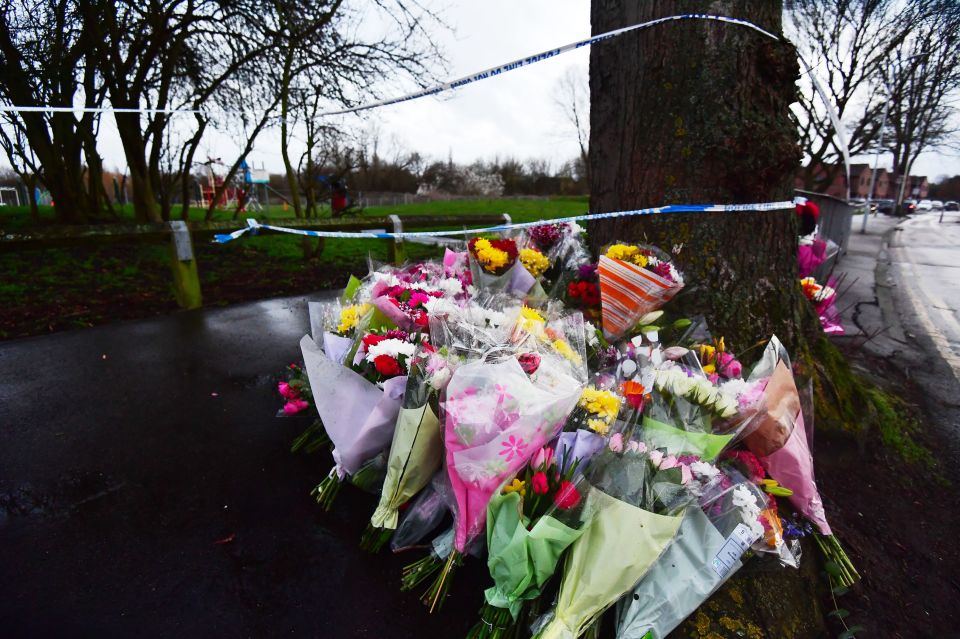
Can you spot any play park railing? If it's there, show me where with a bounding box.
[0,214,511,310]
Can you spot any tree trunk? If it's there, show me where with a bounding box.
[588,0,807,351]
[588,3,827,637]
[114,113,163,223]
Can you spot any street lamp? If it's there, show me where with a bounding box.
[861,53,926,233]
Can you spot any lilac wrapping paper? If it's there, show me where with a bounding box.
[322,332,353,366]
[556,429,605,475]
[300,334,407,478]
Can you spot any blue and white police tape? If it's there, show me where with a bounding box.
[1,14,778,117]
[212,200,795,244]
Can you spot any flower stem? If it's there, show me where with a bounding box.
[422,550,462,613]
[465,603,518,639]
[310,470,342,511]
[400,552,443,592]
[359,522,394,553]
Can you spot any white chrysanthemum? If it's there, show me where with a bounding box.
[691,461,720,480]
[423,296,458,315]
[437,277,464,297]
[365,338,416,363]
[428,367,451,390]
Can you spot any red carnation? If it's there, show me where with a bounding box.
[373,355,402,377]
[553,480,581,509]
[363,334,388,348]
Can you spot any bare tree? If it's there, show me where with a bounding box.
[879,5,960,208]
[0,1,108,223]
[787,0,915,189]
[553,64,590,184]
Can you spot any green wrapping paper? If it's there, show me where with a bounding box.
[535,488,683,639]
[370,403,442,529]
[483,491,586,618]
[641,416,732,462]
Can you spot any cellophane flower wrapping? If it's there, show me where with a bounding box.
[390,473,453,552]
[469,235,538,298]
[757,410,831,535]
[726,336,799,457]
[370,345,456,530]
[615,465,767,639]
[443,351,583,553]
[533,446,686,639]
[299,333,407,478]
[640,362,739,462]
[598,244,684,341]
[481,474,599,620]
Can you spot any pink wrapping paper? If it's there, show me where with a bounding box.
[758,412,831,535]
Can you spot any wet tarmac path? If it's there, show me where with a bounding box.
[0,295,483,638]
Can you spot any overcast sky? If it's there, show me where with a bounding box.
[12,1,960,183]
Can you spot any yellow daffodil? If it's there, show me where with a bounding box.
[502,478,526,497]
[519,248,550,278]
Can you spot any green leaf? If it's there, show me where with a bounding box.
[828,609,849,619]
[671,318,692,329]
[831,586,850,596]
[838,625,865,638]
[824,561,843,577]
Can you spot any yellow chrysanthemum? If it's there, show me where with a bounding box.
[552,339,582,364]
[631,253,649,267]
[519,248,550,278]
[337,304,368,334]
[516,306,546,335]
[502,478,526,497]
[474,238,510,272]
[578,387,622,420]
[606,244,641,262]
[587,418,610,436]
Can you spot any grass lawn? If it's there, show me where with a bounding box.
[0,197,588,339]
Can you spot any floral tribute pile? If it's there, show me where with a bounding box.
[277,223,857,638]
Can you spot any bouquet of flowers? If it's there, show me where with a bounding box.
[469,236,537,297]
[614,461,768,639]
[532,440,688,639]
[800,276,844,335]
[361,344,456,551]
[639,361,739,462]
[598,243,684,340]
[402,329,585,611]
[465,446,597,639]
[276,362,312,417]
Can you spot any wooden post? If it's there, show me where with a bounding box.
[386,214,406,265]
[168,221,202,309]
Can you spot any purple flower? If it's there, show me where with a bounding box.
[529,224,563,250]
[577,263,598,281]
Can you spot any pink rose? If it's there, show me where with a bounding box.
[608,433,624,453]
[533,447,555,469]
[278,381,299,400]
[680,464,693,484]
[648,449,664,467]
[283,399,309,415]
[627,440,647,454]
[659,454,679,470]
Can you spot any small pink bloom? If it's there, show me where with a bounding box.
[533,447,555,469]
[608,433,624,453]
[718,352,743,378]
[278,382,299,400]
[680,464,693,484]
[648,449,664,467]
[627,440,647,454]
[283,399,309,415]
[659,455,679,470]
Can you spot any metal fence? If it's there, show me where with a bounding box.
[794,189,861,281]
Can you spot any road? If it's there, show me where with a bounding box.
[887,209,960,383]
[0,295,483,638]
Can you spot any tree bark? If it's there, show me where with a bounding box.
[588,3,830,637]
[588,1,807,351]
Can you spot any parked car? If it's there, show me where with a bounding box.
[945,201,960,211]
[917,199,933,211]
[901,200,918,216]
[876,199,895,214]
[931,200,944,210]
